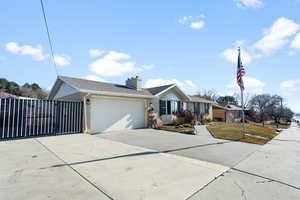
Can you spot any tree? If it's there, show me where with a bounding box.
[266,95,283,127]
[281,107,294,123]
[248,94,279,126]
[0,77,48,99]
[195,90,219,102]
[22,83,31,88]
[19,86,47,99]
[217,95,238,105]
[7,81,20,95]
[233,92,252,108]
[31,83,41,90]
[0,78,8,89]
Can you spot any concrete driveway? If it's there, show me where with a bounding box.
[98,125,300,199]
[0,137,110,200]
[1,124,300,199]
[0,134,228,200]
[98,127,259,167]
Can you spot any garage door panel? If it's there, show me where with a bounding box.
[90,97,145,133]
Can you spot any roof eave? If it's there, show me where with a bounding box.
[78,89,154,99]
[155,84,191,101]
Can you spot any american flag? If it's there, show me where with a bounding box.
[237,48,246,90]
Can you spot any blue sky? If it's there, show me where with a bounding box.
[1,0,300,112]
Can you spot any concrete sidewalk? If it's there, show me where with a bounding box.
[235,123,300,189]
[189,123,300,199]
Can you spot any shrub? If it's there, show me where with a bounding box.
[202,118,212,124]
[172,116,185,125]
[175,110,195,124]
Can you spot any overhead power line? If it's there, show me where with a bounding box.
[40,0,58,76]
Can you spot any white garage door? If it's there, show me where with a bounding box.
[90,97,146,133]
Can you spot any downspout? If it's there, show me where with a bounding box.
[83,93,90,133]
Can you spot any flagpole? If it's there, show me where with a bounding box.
[238,47,246,137]
[241,86,246,137]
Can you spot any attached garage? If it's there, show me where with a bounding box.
[89,96,146,133]
[48,76,154,133]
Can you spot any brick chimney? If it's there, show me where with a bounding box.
[126,76,142,90]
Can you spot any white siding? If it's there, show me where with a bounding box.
[159,88,185,124]
[54,83,78,99]
[160,90,181,101]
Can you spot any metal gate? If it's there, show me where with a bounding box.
[0,98,83,140]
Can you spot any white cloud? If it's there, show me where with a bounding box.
[90,51,152,77]
[280,79,300,93]
[142,65,154,70]
[144,79,198,93]
[104,51,130,61]
[179,15,205,30]
[235,0,263,8]
[178,16,189,24]
[90,59,136,77]
[221,18,300,64]
[227,76,265,93]
[5,42,48,61]
[85,75,106,82]
[288,50,297,56]
[190,21,205,29]
[220,47,252,64]
[89,49,105,57]
[291,33,300,49]
[252,17,300,54]
[54,55,71,66]
[185,80,197,88]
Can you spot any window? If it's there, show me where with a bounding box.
[171,101,178,114]
[159,100,166,115]
[160,100,182,115]
[183,102,187,110]
[167,101,171,115]
[204,103,209,115]
[237,111,242,118]
[177,101,183,111]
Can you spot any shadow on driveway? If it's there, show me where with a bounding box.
[50,141,231,168]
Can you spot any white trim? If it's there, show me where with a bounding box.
[59,77,82,92]
[155,84,176,96]
[156,84,191,101]
[83,93,90,133]
[55,77,154,99]
[79,89,154,99]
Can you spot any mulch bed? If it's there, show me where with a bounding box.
[158,124,195,135]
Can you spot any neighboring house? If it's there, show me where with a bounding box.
[0,90,36,100]
[212,104,243,123]
[48,76,214,133]
[0,91,18,98]
[188,96,213,121]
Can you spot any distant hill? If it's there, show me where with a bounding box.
[0,78,48,99]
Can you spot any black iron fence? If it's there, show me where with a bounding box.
[0,98,83,140]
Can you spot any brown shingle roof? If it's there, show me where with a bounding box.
[213,104,243,111]
[59,76,153,97]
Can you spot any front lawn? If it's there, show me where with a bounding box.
[207,122,278,145]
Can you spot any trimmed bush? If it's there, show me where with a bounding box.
[202,118,212,124]
[173,110,195,125]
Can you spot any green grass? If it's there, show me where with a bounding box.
[207,122,278,145]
